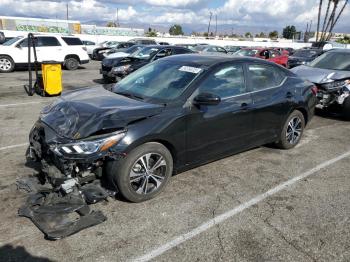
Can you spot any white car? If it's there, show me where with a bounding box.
[82,40,99,58]
[0,35,90,73]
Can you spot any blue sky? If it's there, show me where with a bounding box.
[1,0,349,33]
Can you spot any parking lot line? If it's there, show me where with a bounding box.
[0,143,28,151]
[132,149,350,262]
[0,101,43,108]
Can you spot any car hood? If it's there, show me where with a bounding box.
[291,65,350,84]
[40,86,164,140]
[288,56,314,62]
[106,52,129,59]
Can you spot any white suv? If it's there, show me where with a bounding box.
[0,35,90,72]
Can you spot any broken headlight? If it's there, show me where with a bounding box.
[55,132,125,155]
[320,80,346,91]
[112,65,131,73]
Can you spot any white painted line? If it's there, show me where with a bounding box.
[0,101,43,108]
[0,143,28,151]
[132,150,350,262]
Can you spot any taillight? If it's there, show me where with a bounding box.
[311,86,318,96]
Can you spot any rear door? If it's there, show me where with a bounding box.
[36,36,63,62]
[186,63,254,164]
[246,63,290,146]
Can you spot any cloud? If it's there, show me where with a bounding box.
[0,0,349,32]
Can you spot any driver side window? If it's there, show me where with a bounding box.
[197,64,246,98]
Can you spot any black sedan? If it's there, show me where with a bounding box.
[28,55,317,203]
[287,48,324,69]
[92,42,135,61]
[100,45,194,82]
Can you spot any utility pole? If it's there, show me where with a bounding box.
[116,8,119,27]
[66,3,69,21]
[207,12,212,37]
[215,14,217,37]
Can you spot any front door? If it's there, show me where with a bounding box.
[186,63,254,165]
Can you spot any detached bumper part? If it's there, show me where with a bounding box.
[18,190,107,240]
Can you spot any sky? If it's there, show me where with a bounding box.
[1,0,349,33]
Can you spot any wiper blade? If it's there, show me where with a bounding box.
[115,91,144,100]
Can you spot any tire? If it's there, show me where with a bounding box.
[343,96,350,120]
[106,142,173,202]
[0,55,15,73]
[103,74,115,83]
[276,110,305,149]
[64,57,79,70]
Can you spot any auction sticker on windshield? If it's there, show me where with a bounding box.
[179,66,202,74]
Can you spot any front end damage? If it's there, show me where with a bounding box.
[315,79,350,109]
[19,121,125,240]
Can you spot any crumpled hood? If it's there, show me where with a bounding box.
[105,52,129,59]
[40,86,164,139]
[291,65,350,84]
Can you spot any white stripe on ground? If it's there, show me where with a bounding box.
[0,101,42,108]
[0,143,28,151]
[132,150,350,262]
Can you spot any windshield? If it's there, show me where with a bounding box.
[2,37,21,46]
[293,50,319,58]
[309,52,350,71]
[193,46,207,51]
[113,60,203,103]
[234,49,258,57]
[131,47,159,60]
[126,45,143,54]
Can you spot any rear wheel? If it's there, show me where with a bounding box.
[276,110,305,149]
[0,55,15,73]
[343,96,350,120]
[64,57,79,70]
[106,142,173,202]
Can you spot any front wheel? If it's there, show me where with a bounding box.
[0,55,15,73]
[106,142,173,202]
[276,110,305,149]
[343,96,350,120]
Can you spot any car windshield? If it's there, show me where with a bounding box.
[234,49,258,56]
[126,45,143,54]
[293,50,319,58]
[2,37,21,46]
[130,47,159,60]
[193,46,207,51]
[113,60,203,103]
[309,52,350,71]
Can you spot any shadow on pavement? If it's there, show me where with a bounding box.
[0,244,54,262]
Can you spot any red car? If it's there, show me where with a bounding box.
[234,48,289,67]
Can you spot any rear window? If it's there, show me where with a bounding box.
[62,37,83,45]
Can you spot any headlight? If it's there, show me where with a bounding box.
[54,132,125,155]
[112,65,131,72]
[320,80,346,90]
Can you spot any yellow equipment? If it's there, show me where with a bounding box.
[24,33,62,96]
[41,62,62,96]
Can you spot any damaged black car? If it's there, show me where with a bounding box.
[291,49,350,119]
[26,55,317,215]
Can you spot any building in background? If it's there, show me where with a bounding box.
[0,16,144,37]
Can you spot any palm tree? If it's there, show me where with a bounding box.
[327,0,348,40]
[316,0,323,42]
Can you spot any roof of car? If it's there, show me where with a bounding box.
[162,54,276,67]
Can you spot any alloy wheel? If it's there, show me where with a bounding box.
[0,58,11,71]
[129,153,167,195]
[286,116,302,144]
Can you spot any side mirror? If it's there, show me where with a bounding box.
[193,93,221,106]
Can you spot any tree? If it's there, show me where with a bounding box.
[106,21,117,27]
[169,24,184,35]
[145,27,157,37]
[244,32,252,38]
[269,30,279,39]
[282,25,297,39]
